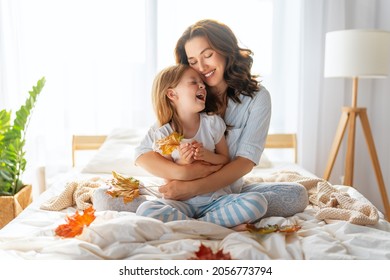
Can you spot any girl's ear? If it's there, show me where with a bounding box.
[166,89,177,101]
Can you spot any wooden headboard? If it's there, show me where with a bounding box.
[72,133,297,166]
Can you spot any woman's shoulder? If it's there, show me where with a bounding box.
[240,85,271,105]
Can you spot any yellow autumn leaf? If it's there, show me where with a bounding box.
[106,171,140,203]
[156,132,184,155]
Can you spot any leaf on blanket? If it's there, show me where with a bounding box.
[55,206,96,238]
[106,171,140,203]
[156,132,184,155]
[246,224,301,235]
[190,244,232,260]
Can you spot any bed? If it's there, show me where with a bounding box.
[0,128,389,260]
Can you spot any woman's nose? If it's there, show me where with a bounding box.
[198,60,205,72]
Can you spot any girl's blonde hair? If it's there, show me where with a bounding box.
[152,64,190,134]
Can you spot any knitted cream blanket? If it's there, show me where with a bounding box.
[40,177,103,211]
[245,170,379,225]
[41,171,379,225]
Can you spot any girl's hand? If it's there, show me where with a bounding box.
[191,141,205,160]
[177,143,195,165]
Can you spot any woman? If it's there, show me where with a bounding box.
[135,64,268,227]
[135,19,308,220]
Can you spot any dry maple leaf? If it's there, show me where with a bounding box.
[55,206,96,238]
[190,243,232,260]
[246,224,301,235]
[156,132,184,155]
[106,171,140,203]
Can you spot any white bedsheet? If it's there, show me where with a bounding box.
[1,165,390,260]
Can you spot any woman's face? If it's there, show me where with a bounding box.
[184,36,227,94]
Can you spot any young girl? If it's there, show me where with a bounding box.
[135,64,268,227]
[151,64,229,167]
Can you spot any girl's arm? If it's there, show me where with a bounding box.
[135,151,222,181]
[193,137,229,165]
[158,156,254,200]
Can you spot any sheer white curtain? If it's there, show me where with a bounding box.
[276,0,390,213]
[0,0,153,186]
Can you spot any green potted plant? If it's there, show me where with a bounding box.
[0,77,45,228]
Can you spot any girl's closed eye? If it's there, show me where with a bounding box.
[188,60,197,66]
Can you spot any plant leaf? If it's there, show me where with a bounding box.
[55,206,96,238]
[0,77,45,195]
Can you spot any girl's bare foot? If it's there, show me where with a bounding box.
[230,224,248,232]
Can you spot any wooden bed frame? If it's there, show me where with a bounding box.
[72,133,297,167]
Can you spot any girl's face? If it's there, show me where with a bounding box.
[184,36,227,94]
[169,68,207,113]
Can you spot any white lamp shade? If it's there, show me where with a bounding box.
[324,29,390,78]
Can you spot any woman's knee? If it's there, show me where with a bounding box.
[293,183,309,211]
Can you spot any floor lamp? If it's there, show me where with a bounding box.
[323,29,390,220]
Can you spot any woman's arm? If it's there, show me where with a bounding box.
[158,156,253,200]
[135,151,222,181]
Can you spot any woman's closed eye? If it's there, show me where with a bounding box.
[204,51,213,58]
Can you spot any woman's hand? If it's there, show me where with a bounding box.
[136,151,221,181]
[159,180,195,200]
[183,160,223,180]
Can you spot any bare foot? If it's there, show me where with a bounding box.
[230,224,248,232]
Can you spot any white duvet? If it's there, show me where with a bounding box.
[1,166,390,260]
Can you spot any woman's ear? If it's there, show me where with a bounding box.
[166,89,177,101]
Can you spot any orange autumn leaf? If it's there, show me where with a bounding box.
[246,224,301,235]
[156,132,184,155]
[190,243,232,260]
[55,206,96,238]
[106,171,140,203]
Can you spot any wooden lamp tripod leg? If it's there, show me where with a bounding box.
[359,109,390,220]
[323,110,350,180]
[344,109,357,186]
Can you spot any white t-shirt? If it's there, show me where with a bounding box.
[150,113,229,206]
[152,113,226,162]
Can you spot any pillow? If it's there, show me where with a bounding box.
[82,128,151,176]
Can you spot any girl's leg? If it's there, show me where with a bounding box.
[242,182,308,217]
[136,199,195,222]
[197,192,268,227]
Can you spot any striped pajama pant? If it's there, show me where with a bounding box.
[136,182,308,228]
[136,192,267,228]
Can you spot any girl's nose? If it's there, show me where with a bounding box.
[199,83,205,89]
